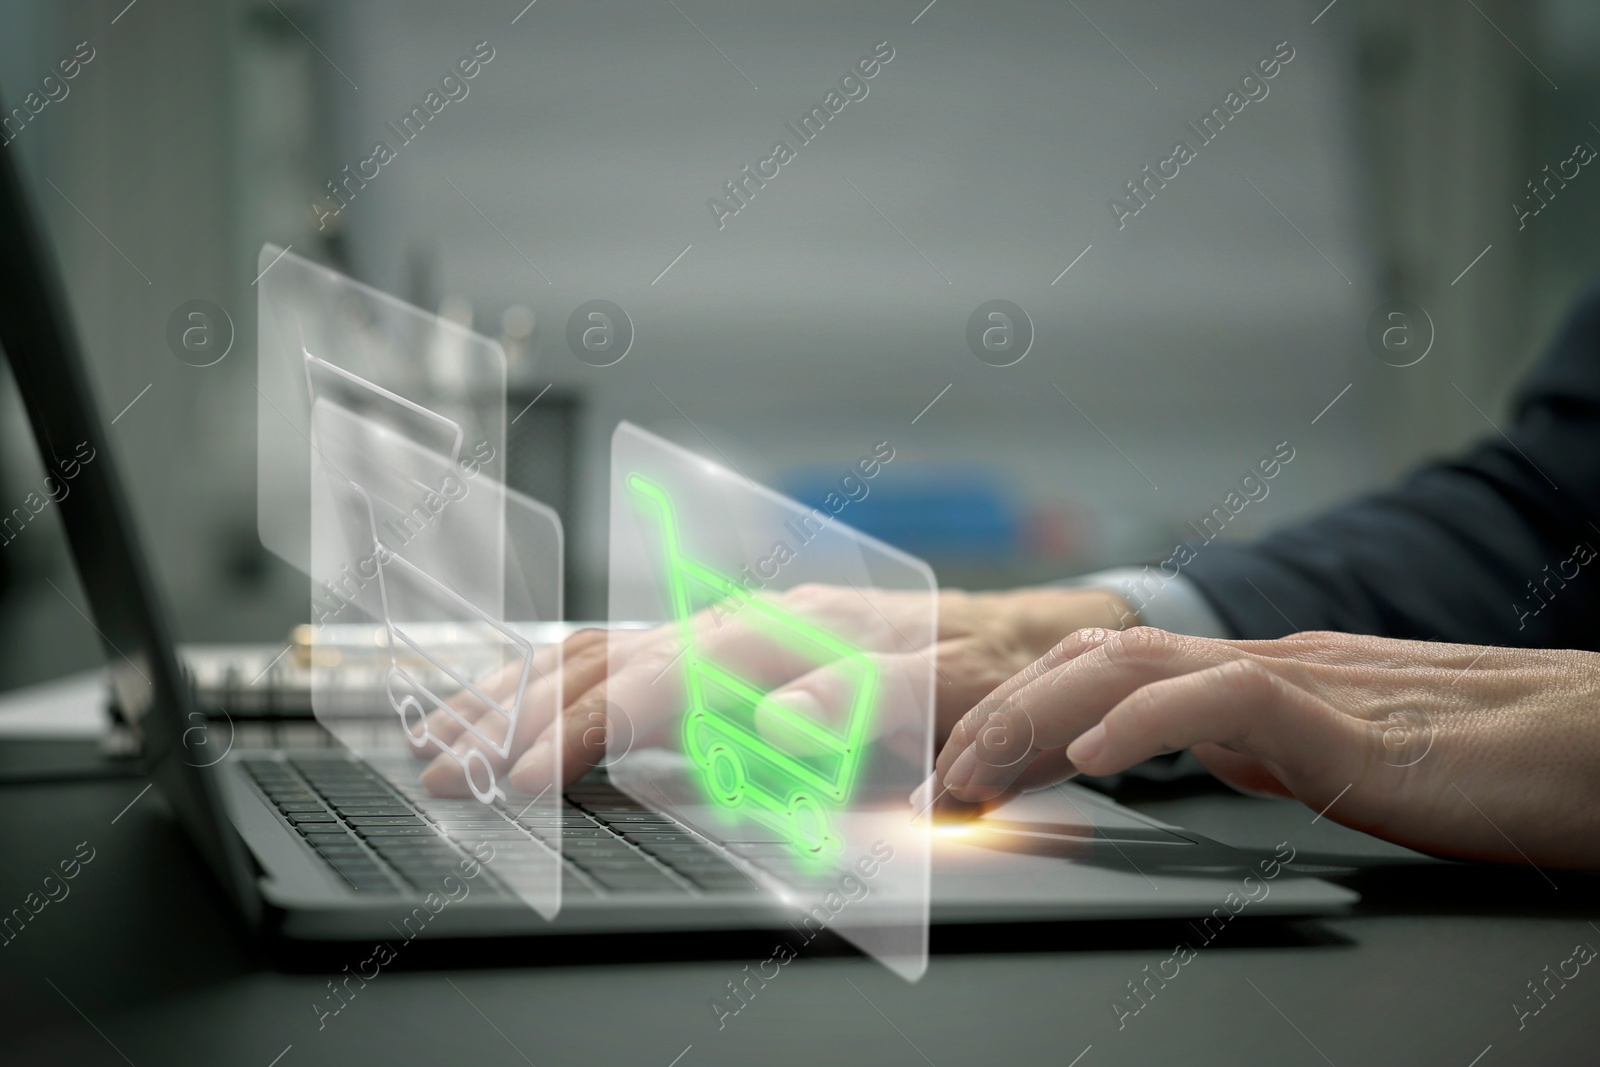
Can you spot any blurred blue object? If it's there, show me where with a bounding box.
[784,467,1020,559]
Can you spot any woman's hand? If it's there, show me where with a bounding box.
[418,584,1134,797]
[931,627,1600,868]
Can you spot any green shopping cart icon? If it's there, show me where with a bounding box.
[629,474,877,861]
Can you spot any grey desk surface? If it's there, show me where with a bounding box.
[1,740,1596,1067]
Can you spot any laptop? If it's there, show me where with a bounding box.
[0,128,1356,961]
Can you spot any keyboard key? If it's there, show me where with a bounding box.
[356,826,440,838]
[312,846,370,860]
[563,852,642,867]
[343,817,428,827]
[393,872,469,888]
[371,849,460,864]
[394,867,472,881]
[625,833,700,847]
[310,834,365,846]
[368,838,457,851]
[639,844,723,862]
[369,853,456,868]
[565,853,643,867]
[459,858,536,874]
[329,859,387,878]
[662,859,743,877]
[657,842,732,858]
[565,846,652,861]
[384,858,463,870]
[389,861,462,877]
[685,871,756,890]
[569,857,656,870]
[567,788,636,802]
[562,852,640,866]
[379,847,457,860]
[286,813,339,824]
[590,872,686,894]
[242,760,285,774]
[518,824,561,836]
[437,833,522,848]
[488,845,559,860]
[384,852,462,868]
[480,854,558,869]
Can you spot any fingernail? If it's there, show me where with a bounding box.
[943,745,979,795]
[1068,723,1106,766]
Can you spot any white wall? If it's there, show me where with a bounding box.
[330,0,1379,603]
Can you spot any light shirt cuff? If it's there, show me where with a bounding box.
[1060,567,1233,639]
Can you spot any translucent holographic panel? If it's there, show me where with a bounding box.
[309,400,563,920]
[256,243,506,587]
[608,421,934,981]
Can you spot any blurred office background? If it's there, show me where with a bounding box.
[0,0,1596,689]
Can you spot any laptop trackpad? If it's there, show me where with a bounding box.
[946,783,1197,851]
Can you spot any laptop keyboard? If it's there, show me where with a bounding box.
[239,757,758,899]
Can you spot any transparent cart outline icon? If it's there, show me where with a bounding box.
[302,337,533,804]
[628,474,877,860]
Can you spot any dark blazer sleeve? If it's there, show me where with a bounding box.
[1181,282,1600,650]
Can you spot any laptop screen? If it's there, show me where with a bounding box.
[0,94,259,922]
